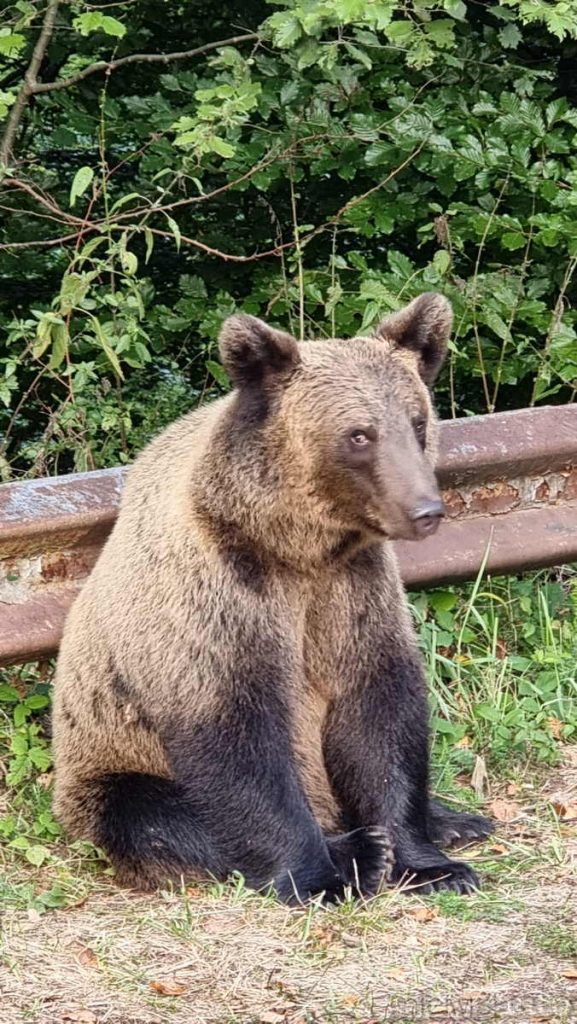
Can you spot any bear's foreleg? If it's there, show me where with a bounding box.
[322,654,479,894]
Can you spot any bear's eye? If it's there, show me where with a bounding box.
[350,430,370,447]
[413,417,427,450]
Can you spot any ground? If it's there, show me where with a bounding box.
[1,750,576,1024]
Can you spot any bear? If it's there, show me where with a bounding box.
[52,291,492,902]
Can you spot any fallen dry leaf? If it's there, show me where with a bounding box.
[495,639,507,660]
[551,796,577,821]
[408,906,439,922]
[471,755,490,800]
[259,1013,286,1024]
[455,735,472,749]
[339,994,360,1007]
[561,969,577,980]
[489,798,521,822]
[547,717,564,739]
[489,843,508,855]
[149,980,188,997]
[310,923,338,947]
[76,947,99,969]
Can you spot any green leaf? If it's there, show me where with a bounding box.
[25,845,50,867]
[73,12,126,37]
[48,324,69,370]
[121,250,138,276]
[498,23,522,49]
[429,591,457,612]
[10,734,28,755]
[432,250,451,275]
[344,42,372,70]
[502,231,526,250]
[91,317,124,379]
[206,360,230,389]
[28,747,52,770]
[208,136,236,159]
[144,227,154,264]
[0,684,20,702]
[101,15,127,38]
[166,216,181,252]
[267,12,302,48]
[25,695,50,710]
[443,0,467,19]
[70,166,94,208]
[9,835,29,850]
[0,30,25,57]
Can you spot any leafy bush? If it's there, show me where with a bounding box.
[1,0,577,476]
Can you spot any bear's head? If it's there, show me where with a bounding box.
[217,293,451,551]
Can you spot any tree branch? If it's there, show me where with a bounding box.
[0,143,426,259]
[32,31,260,95]
[0,0,61,166]
[4,177,86,225]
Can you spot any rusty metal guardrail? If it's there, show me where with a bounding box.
[1,405,576,667]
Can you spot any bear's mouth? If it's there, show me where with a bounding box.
[361,515,389,538]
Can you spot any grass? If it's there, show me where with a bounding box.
[0,569,576,1023]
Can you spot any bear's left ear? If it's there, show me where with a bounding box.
[219,313,301,389]
[375,292,452,386]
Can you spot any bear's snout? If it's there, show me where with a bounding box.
[409,498,445,538]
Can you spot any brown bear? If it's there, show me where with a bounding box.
[52,292,491,902]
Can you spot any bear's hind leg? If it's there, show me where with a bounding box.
[96,772,225,890]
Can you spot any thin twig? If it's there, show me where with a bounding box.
[469,174,510,413]
[3,177,86,224]
[289,169,305,340]
[0,144,426,260]
[0,0,61,165]
[529,253,577,406]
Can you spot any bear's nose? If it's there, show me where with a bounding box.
[409,499,445,537]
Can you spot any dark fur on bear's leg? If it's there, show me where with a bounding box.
[97,772,226,890]
[97,770,357,902]
[319,550,481,896]
[428,799,493,848]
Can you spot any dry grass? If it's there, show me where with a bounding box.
[1,753,576,1024]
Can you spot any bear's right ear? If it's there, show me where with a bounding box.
[219,314,301,388]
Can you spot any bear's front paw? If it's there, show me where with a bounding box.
[392,857,479,895]
[327,826,394,896]
[428,800,494,847]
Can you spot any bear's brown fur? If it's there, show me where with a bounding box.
[52,292,490,900]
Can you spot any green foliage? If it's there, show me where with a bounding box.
[1,1,577,474]
[412,570,577,769]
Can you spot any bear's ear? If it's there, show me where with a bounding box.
[375,292,452,386]
[219,314,300,388]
